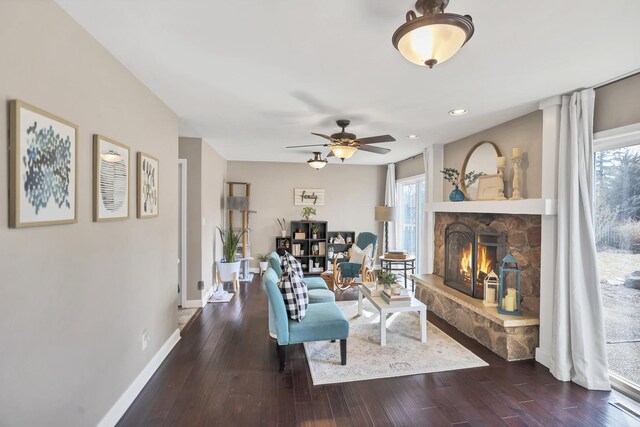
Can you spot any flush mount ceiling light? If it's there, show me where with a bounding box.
[392,0,474,68]
[407,134,420,139]
[449,108,468,116]
[307,152,328,170]
[330,145,358,161]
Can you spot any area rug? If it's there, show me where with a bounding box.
[303,300,488,385]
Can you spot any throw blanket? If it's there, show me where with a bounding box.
[279,252,309,321]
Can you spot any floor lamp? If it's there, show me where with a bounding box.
[375,206,397,254]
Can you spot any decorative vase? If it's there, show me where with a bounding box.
[280,230,286,238]
[259,261,269,273]
[312,233,318,239]
[449,186,465,202]
[217,260,241,282]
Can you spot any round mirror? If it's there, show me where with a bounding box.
[460,141,502,200]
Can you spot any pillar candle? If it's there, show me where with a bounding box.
[512,147,522,158]
[486,288,496,303]
[497,156,506,167]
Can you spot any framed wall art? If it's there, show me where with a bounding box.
[477,174,502,201]
[9,100,78,228]
[93,135,130,222]
[137,152,159,218]
[294,188,325,206]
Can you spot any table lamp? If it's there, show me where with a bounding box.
[375,206,397,254]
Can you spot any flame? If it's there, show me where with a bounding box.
[460,245,493,283]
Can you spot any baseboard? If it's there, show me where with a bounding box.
[535,347,552,368]
[250,267,260,273]
[97,328,181,427]
[182,286,213,308]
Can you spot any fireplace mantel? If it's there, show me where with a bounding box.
[427,198,557,216]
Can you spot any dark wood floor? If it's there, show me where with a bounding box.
[118,276,638,427]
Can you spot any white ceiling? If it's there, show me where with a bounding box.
[56,0,640,165]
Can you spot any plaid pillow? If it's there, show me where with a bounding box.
[278,252,309,321]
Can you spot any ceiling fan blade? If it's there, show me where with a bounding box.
[286,143,329,149]
[311,132,335,142]
[357,145,391,155]
[355,135,396,144]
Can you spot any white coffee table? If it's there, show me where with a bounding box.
[357,285,427,347]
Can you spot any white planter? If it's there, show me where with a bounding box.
[259,261,269,272]
[217,260,240,282]
[280,230,287,237]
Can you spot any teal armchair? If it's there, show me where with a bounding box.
[332,232,378,291]
[262,268,348,371]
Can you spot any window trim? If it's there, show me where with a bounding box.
[396,174,426,271]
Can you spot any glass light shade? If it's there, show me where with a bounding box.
[308,159,327,170]
[392,12,474,68]
[398,24,466,66]
[330,145,358,160]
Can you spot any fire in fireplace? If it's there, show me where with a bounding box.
[444,222,506,299]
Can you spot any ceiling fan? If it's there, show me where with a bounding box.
[286,119,396,162]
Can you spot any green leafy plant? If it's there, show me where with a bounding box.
[377,270,397,286]
[217,226,247,263]
[301,207,316,219]
[440,168,484,188]
[310,223,320,235]
[257,254,269,262]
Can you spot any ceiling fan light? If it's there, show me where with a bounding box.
[330,145,358,160]
[392,2,474,68]
[307,152,328,170]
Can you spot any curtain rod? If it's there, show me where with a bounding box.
[592,69,640,89]
[397,153,423,164]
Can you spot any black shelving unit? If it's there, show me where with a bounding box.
[327,231,356,270]
[289,220,328,276]
[275,236,291,256]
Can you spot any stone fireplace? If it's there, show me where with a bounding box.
[413,211,542,361]
[444,222,506,300]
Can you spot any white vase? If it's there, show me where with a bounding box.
[280,230,286,238]
[259,261,269,272]
[217,260,240,282]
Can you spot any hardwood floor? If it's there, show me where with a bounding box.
[118,277,638,426]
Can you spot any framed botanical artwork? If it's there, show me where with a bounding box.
[477,174,502,201]
[137,152,159,218]
[93,135,130,222]
[9,100,78,228]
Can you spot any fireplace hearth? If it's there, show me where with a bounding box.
[444,222,506,299]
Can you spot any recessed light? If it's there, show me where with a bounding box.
[449,109,468,116]
[407,134,420,140]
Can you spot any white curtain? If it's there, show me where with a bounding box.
[552,88,610,390]
[385,164,397,251]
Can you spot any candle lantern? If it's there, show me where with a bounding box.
[483,270,499,306]
[498,253,522,315]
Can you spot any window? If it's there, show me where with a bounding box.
[594,130,640,394]
[396,176,426,272]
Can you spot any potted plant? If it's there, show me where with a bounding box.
[310,223,320,239]
[277,218,286,238]
[440,168,483,202]
[377,270,397,291]
[301,207,316,221]
[216,225,247,283]
[257,254,269,274]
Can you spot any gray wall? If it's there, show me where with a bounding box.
[226,161,386,265]
[443,111,543,201]
[595,72,640,133]
[178,138,227,301]
[0,1,179,426]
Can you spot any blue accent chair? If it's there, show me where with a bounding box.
[266,253,335,338]
[263,268,348,371]
[333,232,378,291]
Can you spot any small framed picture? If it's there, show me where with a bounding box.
[94,135,130,221]
[9,100,78,228]
[137,152,159,218]
[477,174,502,201]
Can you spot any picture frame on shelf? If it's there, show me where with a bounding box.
[9,100,78,228]
[93,135,130,222]
[137,152,159,218]
[477,174,502,201]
